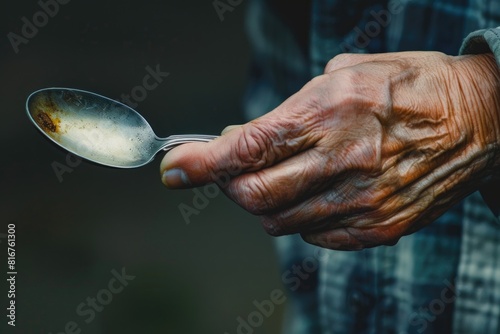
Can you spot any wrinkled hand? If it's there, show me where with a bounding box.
[160,52,500,250]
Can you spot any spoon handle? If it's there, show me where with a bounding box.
[160,134,219,152]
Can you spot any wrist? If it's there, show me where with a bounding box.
[451,53,500,171]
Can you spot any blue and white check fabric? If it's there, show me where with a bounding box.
[245,0,500,332]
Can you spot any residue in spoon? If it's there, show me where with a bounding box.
[35,111,58,133]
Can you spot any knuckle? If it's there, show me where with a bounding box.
[305,74,329,88]
[324,53,355,73]
[235,117,311,170]
[320,70,368,113]
[227,175,276,215]
[260,217,283,236]
[329,66,390,116]
[335,67,364,90]
[236,126,272,170]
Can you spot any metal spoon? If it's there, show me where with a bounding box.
[26,87,218,168]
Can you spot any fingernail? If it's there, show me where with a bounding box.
[162,168,191,188]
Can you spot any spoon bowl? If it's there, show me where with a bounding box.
[26,88,217,168]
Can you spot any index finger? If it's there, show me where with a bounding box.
[159,109,319,189]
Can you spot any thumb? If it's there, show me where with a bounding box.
[160,115,315,189]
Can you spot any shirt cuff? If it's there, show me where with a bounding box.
[460,27,500,57]
[460,27,500,218]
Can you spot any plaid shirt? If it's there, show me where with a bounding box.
[245,1,500,333]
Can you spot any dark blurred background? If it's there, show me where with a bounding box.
[0,1,284,333]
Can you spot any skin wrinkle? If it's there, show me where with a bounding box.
[249,108,320,163]
[287,77,333,136]
[266,120,454,232]
[278,137,464,236]
[407,116,449,129]
[270,190,344,233]
[264,105,486,237]
[298,53,500,248]
[228,146,332,217]
[454,67,486,143]
[227,174,273,215]
[305,184,447,248]
[391,131,461,182]
[265,184,380,235]
[438,66,469,161]
[387,141,486,210]
[160,52,500,250]
[482,57,500,146]
[236,126,274,171]
[325,130,383,173]
[247,172,277,216]
[454,55,500,154]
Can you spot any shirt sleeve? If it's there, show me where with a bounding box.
[459,27,500,220]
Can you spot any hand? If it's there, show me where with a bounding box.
[160,51,500,250]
